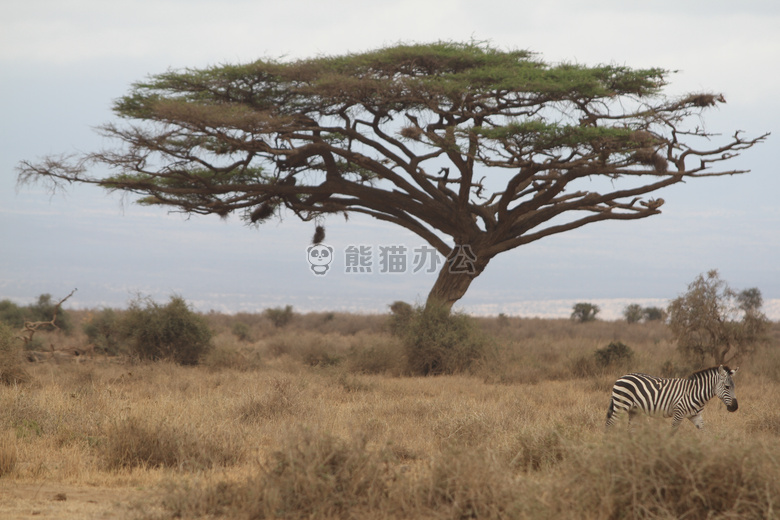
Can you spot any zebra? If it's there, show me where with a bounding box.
[605,365,739,431]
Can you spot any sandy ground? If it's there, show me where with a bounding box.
[0,482,159,520]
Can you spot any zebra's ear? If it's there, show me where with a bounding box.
[731,367,739,376]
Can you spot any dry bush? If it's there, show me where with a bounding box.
[418,446,525,519]
[345,333,405,375]
[237,377,305,422]
[554,430,780,519]
[202,333,264,371]
[100,414,243,470]
[507,427,568,472]
[0,434,17,477]
[168,428,400,519]
[0,321,29,385]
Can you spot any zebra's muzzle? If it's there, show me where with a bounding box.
[727,399,738,412]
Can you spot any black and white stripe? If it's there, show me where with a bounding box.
[606,365,739,431]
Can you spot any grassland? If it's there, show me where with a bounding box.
[1,310,780,519]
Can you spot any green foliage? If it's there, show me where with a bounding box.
[0,294,73,333]
[570,302,600,323]
[0,322,29,385]
[265,305,294,328]
[643,306,666,322]
[231,321,253,342]
[27,294,73,334]
[0,300,25,329]
[594,341,635,368]
[624,304,666,323]
[623,304,644,324]
[396,302,489,376]
[82,309,122,355]
[387,301,414,336]
[121,295,213,365]
[668,270,768,365]
[737,287,763,312]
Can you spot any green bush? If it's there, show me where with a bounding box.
[231,321,253,342]
[83,308,123,355]
[121,295,213,365]
[265,305,294,328]
[396,302,489,376]
[387,300,414,335]
[0,294,73,333]
[0,300,25,329]
[570,302,599,323]
[594,341,634,368]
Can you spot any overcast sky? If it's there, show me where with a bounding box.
[1,0,778,319]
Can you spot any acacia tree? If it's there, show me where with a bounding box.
[668,270,768,365]
[18,42,768,308]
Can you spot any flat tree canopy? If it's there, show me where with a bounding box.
[18,42,768,308]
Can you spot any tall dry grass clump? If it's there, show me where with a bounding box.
[99,415,244,471]
[552,430,780,519]
[0,321,28,385]
[0,433,18,477]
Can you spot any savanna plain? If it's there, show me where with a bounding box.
[2,309,780,520]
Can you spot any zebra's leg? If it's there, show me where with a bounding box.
[687,414,704,430]
[671,408,686,434]
[605,400,616,429]
[627,409,638,433]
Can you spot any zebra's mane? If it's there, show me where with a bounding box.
[687,366,730,381]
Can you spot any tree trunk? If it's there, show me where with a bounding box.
[425,246,491,310]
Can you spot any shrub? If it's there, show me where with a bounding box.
[83,308,123,355]
[231,321,253,342]
[27,293,74,334]
[558,431,780,519]
[396,302,489,376]
[623,304,644,324]
[570,302,599,323]
[0,300,25,328]
[387,300,414,335]
[594,341,634,368]
[265,305,294,328]
[120,295,213,365]
[100,416,241,470]
[643,306,666,321]
[0,435,17,477]
[0,322,28,385]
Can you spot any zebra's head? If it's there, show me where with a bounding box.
[716,365,739,412]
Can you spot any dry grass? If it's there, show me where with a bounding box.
[1,314,778,519]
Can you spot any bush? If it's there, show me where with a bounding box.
[231,321,253,342]
[643,306,666,321]
[594,341,634,368]
[388,300,414,335]
[0,294,74,334]
[121,295,213,365]
[83,308,123,355]
[0,300,25,329]
[265,305,294,328]
[0,322,28,385]
[100,415,242,470]
[623,304,644,324]
[396,302,489,375]
[570,302,599,323]
[558,431,780,519]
